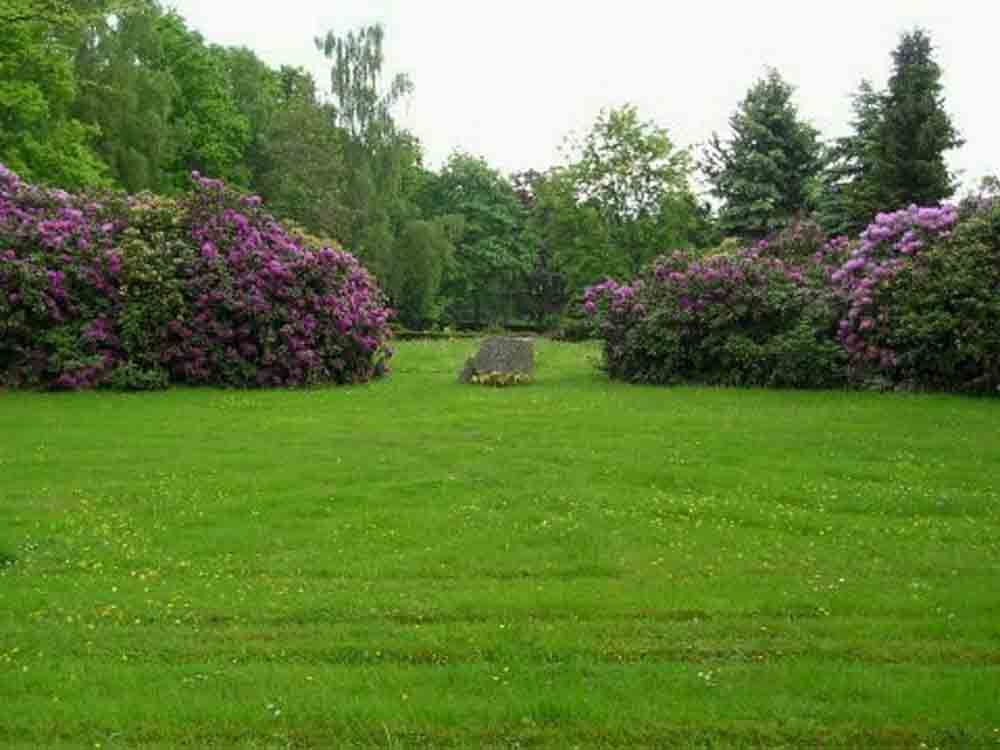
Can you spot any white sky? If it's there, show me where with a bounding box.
[168,0,997,193]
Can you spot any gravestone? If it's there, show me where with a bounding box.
[458,337,534,384]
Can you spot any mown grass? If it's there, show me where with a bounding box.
[1,340,999,749]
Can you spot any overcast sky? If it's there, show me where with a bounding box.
[168,0,996,193]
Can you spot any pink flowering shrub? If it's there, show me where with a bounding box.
[585,201,1000,393]
[831,205,958,376]
[584,248,845,387]
[832,203,1000,392]
[0,164,393,390]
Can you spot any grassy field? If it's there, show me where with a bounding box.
[2,340,999,749]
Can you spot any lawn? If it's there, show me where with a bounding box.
[1,340,999,749]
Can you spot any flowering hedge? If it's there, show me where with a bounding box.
[585,201,1000,394]
[834,203,999,392]
[584,247,846,388]
[0,165,393,390]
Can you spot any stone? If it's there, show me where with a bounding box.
[458,336,534,384]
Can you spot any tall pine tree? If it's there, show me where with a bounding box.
[702,69,822,239]
[878,29,963,208]
[818,29,963,234]
[814,80,885,236]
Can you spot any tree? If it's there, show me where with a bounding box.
[72,2,267,194]
[530,166,619,293]
[960,174,1000,213]
[247,64,355,241]
[526,106,711,298]
[703,69,822,239]
[215,45,280,188]
[975,175,1000,202]
[382,219,455,329]
[814,80,885,236]
[877,29,963,208]
[73,0,180,192]
[314,24,415,271]
[567,105,705,273]
[817,30,963,234]
[419,152,533,326]
[255,95,348,243]
[315,24,413,143]
[0,0,108,187]
[157,11,250,189]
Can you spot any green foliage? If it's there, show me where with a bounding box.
[254,91,348,242]
[73,0,180,193]
[384,218,454,329]
[211,45,280,190]
[879,30,963,207]
[157,13,250,189]
[814,81,886,236]
[70,1,261,193]
[564,105,712,275]
[0,0,108,188]
[531,167,621,292]
[106,360,170,390]
[703,69,822,239]
[315,23,419,276]
[554,304,597,342]
[526,106,715,309]
[420,152,533,326]
[315,24,413,143]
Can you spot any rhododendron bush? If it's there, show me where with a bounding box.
[584,248,846,388]
[0,165,393,390]
[837,203,1000,392]
[586,201,1000,393]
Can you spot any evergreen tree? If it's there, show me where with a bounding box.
[817,30,963,234]
[878,29,963,208]
[814,80,885,236]
[702,69,822,239]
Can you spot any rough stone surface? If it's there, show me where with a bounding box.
[458,337,534,383]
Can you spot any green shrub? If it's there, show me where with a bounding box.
[107,362,171,391]
[863,204,1000,392]
[585,250,846,388]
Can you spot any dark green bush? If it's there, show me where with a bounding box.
[585,250,846,388]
